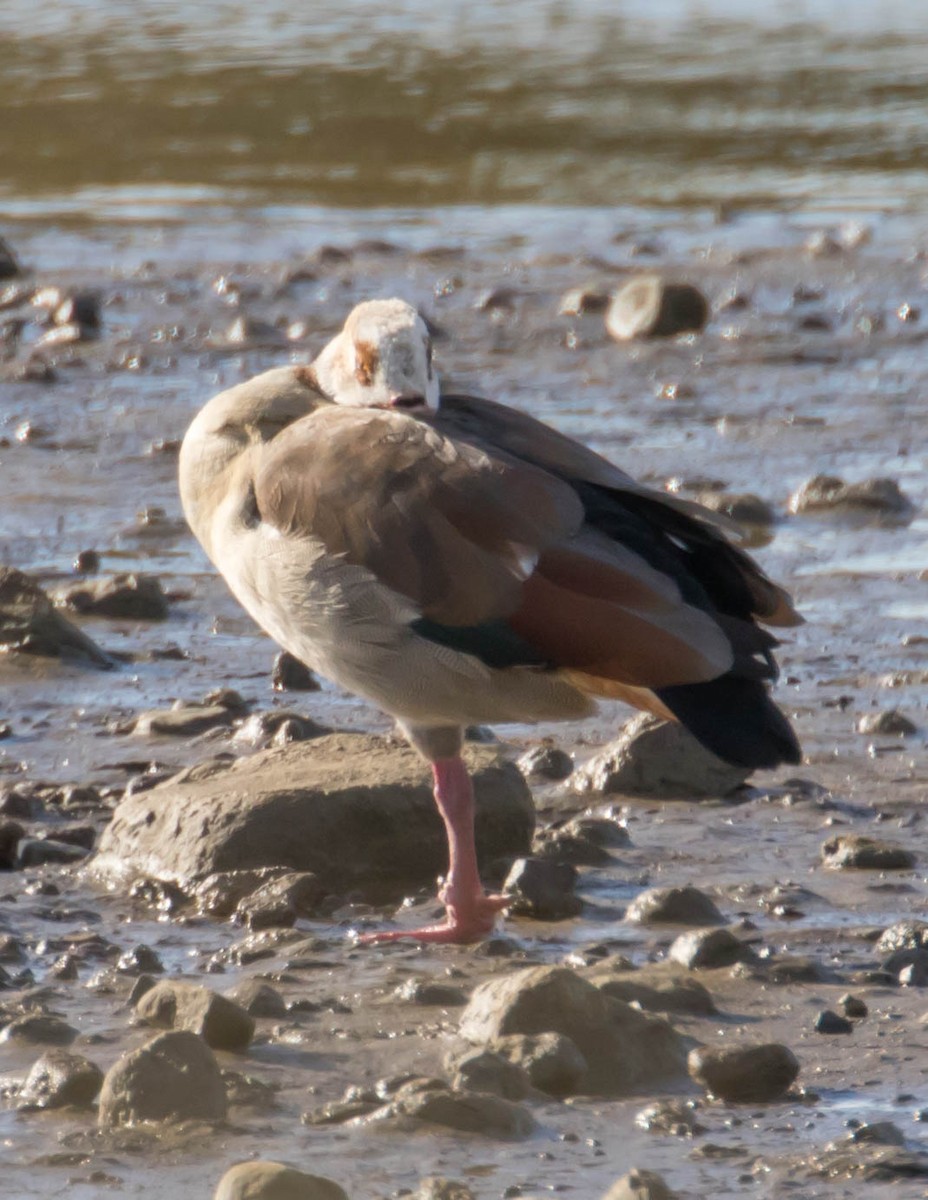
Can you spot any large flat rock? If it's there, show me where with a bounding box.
[92,733,534,895]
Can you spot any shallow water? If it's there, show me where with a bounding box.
[1,2,928,1198]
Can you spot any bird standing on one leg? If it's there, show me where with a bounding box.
[179,298,802,944]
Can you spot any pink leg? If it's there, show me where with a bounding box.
[359,756,509,945]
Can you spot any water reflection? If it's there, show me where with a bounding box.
[1,0,927,214]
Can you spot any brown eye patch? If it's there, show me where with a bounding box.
[354,339,380,386]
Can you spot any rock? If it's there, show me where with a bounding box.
[132,703,238,738]
[0,566,112,666]
[626,885,724,926]
[98,1030,227,1126]
[693,490,777,529]
[193,868,286,917]
[517,743,573,782]
[376,1085,536,1139]
[588,961,717,1016]
[601,1168,679,1200]
[877,921,928,955]
[821,835,915,871]
[669,927,757,970]
[17,1049,103,1110]
[565,813,631,848]
[53,573,168,620]
[214,1161,348,1200]
[789,475,914,520]
[233,871,326,929]
[857,710,917,736]
[815,1009,853,1034]
[232,710,328,750]
[53,291,100,331]
[574,714,750,799]
[839,993,868,1019]
[532,826,610,866]
[225,980,288,1019]
[395,979,469,1007]
[415,1180,476,1200]
[16,837,89,868]
[688,1042,799,1103]
[503,857,582,920]
[221,315,289,349]
[458,965,686,1095]
[635,1099,703,1136]
[491,1031,588,1097]
[449,1048,533,1099]
[0,236,20,279]
[116,945,165,975]
[73,549,101,575]
[272,651,321,692]
[893,951,928,987]
[135,981,255,1050]
[558,285,610,316]
[94,734,534,896]
[605,276,708,340]
[0,819,24,868]
[0,1016,79,1046]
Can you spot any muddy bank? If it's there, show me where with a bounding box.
[0,216,926,1198]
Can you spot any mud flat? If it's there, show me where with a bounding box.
[0,215,927,1199]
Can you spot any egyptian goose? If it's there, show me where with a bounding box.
[179,299,801,943]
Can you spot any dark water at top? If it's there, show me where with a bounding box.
[2,0,927,221]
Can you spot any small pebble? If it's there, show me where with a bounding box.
[814,1009,853,1035]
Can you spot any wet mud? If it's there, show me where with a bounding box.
[0,210,927,1199]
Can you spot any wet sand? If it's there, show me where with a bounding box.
[0,211,927,1198]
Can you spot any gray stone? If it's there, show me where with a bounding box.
[395,979,469,1007]
[93,734,534,896]
[132,703,237,738]
[492,1031,588,1097]
[688,1042,799,1103]
[415,1181,476,1200]
[857,709,917,736]
[232,710,328,749]
[574,714,750,799]
[459,965,686,1096]
[16,837,89,867]
[606,276,708,340]
[214,1161,348,1200]
[18,1049,103,1110]
[558,285,610,316]
[669,928,757,970]
[225,979,287,1019]
[877,921,928,955]
[449,1048,533,1099]
[821,835,915,871]
[98,1030,226,1126]
[195,868,291,917]
[53,573,168,620]
[135,980,255,1050]
[626,886,725,927]
[0,566,112,666]
[375,1086,536,1139]
[272,651,321,692]
[588,961,717,1016]
[635,1099,703,1136]
[601,1168,679,1200]
[0,1015,79,1047]
[789,475,914,520]
[503,857,582,920]
[517,744,574,782]
[233,871,326,929]
[0,819,23,869]
[532,827,611,866]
